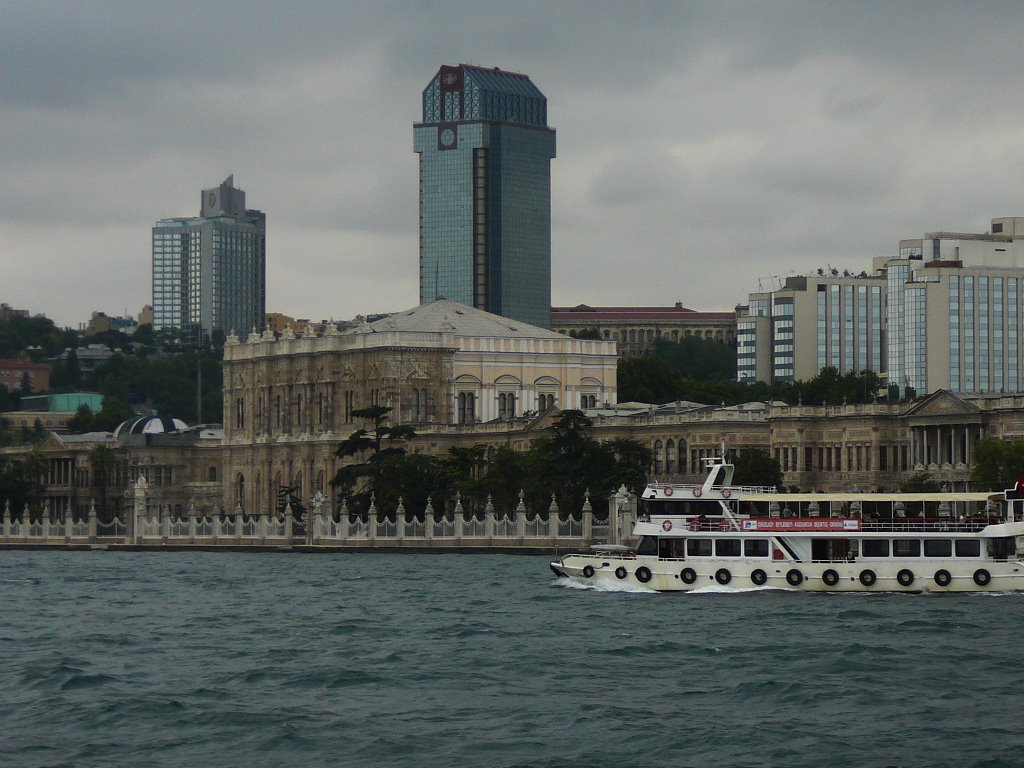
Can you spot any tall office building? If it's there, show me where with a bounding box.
[152,176,266,344]
[414,64,556,329]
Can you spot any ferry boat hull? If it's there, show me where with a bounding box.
[551,554,1024,593]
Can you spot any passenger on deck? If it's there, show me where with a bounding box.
[698,514,708,531]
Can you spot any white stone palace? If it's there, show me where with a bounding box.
[220,299,618,514]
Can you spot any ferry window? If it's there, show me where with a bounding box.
[715,539,741,557]
[862,540,889,557]
[745,539,769,557]
[892,539,921,557]
[659,538,686,559]
[636,536,658,556]
[955,540,981,557]
[923,540,952,557]
[687,539,712,557]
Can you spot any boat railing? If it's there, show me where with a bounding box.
[859,519,997,533]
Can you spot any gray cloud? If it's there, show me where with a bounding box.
[4,2,1024,325]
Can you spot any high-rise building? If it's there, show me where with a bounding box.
[736,273,886,385]
[414,64,556,329]
[152,176,266,344]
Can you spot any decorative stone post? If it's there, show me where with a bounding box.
[311,491,324,545]
[582,490,593,544]
[188,504,197,544]
[484,495,495,541]
[423,497,434,542]
[2,499,9,542]
[337,497,348,543]
[64,505,72,543]
[161,509,169,545]
[42,501,50,542]
[131,476,148,545]
[453,493,464,542]
[515,491,527,540]
[88,499,97,543]
[212,507,221,544]
[284,506,293,542]
[607,487,623,546]
[548,494,560,541]
[395,497,405,543]
[367,494,377,542]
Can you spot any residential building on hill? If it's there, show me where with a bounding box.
[0,359,50,393]
[551,303,735,357]
[414,64,556,329]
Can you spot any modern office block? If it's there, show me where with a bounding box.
[414,64,556,329]
[152,176,265,345]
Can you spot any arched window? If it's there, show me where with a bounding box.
[666,440,676,473]
[208,466,217,482]
[235,473,245,511]
[654,440,664,474]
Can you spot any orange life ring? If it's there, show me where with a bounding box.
[693,488,703,498]
[719,519,730,531]
[722,488,732,499]
[663,485,673,497]
[661,519,672,532]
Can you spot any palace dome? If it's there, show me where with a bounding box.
[114,412,188,443]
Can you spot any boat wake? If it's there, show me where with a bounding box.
[687,583,788,595]
[551,578,655,594]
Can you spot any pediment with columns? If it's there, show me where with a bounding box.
[904,389,981,421]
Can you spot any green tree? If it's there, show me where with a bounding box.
[568,328,602,340]
[330,406,419,516]
[0,457,30,516]
[970,439,1024,491]
[654,336,736,381]
[617,355,682,403]
[732,448,782,490]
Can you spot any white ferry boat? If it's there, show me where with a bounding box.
[550,455,1024,592]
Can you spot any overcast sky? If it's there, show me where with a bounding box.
[4,1,1024,328]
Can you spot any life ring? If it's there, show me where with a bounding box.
[680,567,697,584]
[636,566,653,584]
[859,569,877,586]
[692,488,703,498]
[822,569,840,586]
[661,519,673,532]
[663,485,673,497]
[786,569,803,586]
[897,569,915,587]
[719,519,731,531]
[751,569,768,586]
[715,568,732,585]
[615,566,628,580]
[722,488,732,499]
[688,519,700,532]
[973,568,991,586]
[933,569,952,587]
[582,565,595,578]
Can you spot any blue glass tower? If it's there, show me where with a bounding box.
[414,64,556,329]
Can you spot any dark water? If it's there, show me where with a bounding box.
[1,552,1022,768]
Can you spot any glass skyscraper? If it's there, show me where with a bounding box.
[152,176,266,345]
[414,64,556,329]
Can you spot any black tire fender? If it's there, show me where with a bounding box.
[973,568,991,586]
[635,566,652,584]
[934,569,952,587]
[822,569,840,586]
[714,568,732,585]
[897,569,915,587]
[786,569,804,586]
[859,569,876,587]
[750,569,768,586]
[615,566,628,580]
[680,567,697,584]
[582,565,595,578]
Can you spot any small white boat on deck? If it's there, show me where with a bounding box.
[550,455,1024,592]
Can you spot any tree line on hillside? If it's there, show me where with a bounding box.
[0,315,223,437]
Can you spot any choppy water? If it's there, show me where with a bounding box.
[1,551,1022,768]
